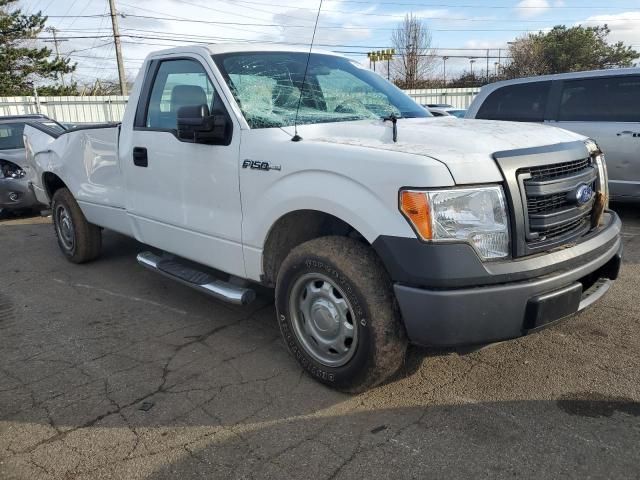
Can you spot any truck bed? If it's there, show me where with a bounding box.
[24,123,124,212]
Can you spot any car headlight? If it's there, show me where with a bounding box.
[400,186,510,260]
[585,139,609,208]
[1,161,26,179]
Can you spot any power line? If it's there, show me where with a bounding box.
[54,0,81,29]
[46,14,110,18]
[41,10,640,35]
[172,0,311,24]
[273,0,640,9]
[83,2,111,64]
[112,12,640,29]
[66,40,113,54]
[117,2,286,40]
[204,0,640,18]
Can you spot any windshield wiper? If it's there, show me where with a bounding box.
[383,113,398,143]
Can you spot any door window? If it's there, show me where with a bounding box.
[476,81,551,122]
[145,59,217,130]
[0,123,25,150]
[558,76,640,122]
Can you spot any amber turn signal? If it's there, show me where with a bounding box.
[399,191,432,240]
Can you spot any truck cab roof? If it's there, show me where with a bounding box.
[145,43,346,61]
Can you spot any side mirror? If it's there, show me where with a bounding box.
[176,104,232,145]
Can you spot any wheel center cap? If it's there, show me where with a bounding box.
[311,299,340,334]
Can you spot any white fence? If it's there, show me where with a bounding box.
[0,96,128,124]
[0,88,479,124]
[405,87,481,109]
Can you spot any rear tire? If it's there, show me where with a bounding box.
[52,188,102,263]
[275,236,407,393]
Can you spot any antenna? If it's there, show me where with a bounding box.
[291,0,323,142]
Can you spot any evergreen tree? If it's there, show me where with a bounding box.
[504,25,639,79]
[0,0,77,96]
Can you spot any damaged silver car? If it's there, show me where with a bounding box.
[0,115,65,215]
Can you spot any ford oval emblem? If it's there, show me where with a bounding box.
[574,184,594,205]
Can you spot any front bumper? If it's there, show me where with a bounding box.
[375,211,622,347]
[0,178,41,210]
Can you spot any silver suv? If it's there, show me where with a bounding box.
[466,69,640,201]
[0,115,65,214]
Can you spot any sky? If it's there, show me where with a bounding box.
[15,0,640,86]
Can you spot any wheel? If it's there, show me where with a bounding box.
[51,188,102,263]
[276,236,407,393]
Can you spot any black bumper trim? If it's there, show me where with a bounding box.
[373,211,621,289]
[394,239,622,347]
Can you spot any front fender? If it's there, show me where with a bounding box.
[245,169,413,248]
[238,130,455,281]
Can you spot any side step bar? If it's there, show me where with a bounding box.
[137,251,256,305]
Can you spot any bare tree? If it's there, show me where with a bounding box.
[390,14,435,88]
[502,35,549,79]
[78,77,134,96]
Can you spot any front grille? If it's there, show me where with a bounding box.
[519,158,597,251]
[521,157,593,181]
[527,191,571,215]
[526,179,597,216]
[527,216,590,245]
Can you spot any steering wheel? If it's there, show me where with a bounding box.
[334,99,366,114]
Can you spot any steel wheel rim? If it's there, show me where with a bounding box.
[289,273,358,367]
[55,204,75,252]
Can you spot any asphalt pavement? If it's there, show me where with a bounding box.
[0,206,638,479]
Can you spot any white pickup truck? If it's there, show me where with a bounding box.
[25,44,622,392]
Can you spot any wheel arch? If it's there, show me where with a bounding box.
[42,172,68,201]
[261,209,372,287]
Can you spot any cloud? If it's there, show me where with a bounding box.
[515,0,550,19]
[56,0,381,82]
[580,11,640,47]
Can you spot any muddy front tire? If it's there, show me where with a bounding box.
[275,236,407,393]
[52,188,102,263]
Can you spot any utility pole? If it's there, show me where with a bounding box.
[442,56,449,86]
[486,49,490,84]
[44,27,67,87]
[108,0,127,95]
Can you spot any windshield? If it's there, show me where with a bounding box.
[213,52,430,129]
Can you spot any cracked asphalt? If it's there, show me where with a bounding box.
[0,206,639,479]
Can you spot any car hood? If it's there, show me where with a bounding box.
[288,117,586,184]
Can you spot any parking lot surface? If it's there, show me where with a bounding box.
[0,207,639,479]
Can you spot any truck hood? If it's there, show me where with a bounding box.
[288,117,586,184]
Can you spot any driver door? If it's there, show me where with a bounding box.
[124,56,245,277]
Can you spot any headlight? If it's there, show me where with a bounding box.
[585,139,609,208]
[0,161,26,179]
[400,186,510,260]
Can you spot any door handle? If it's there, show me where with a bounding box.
[133,147,148,167]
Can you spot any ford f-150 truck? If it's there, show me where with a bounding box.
[24,44,622,392]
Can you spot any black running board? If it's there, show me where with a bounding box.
[137,251,256,305]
